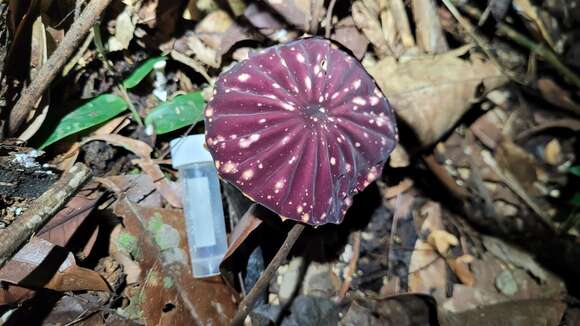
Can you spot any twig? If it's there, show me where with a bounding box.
[336,231,361,302]
[0,163,92,268]
[309,0,325,35]
[324,0,338,38]
[231,223,306,326]
[8,0,114,135]
[447,0,580,89]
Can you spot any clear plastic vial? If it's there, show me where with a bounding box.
[170,134,227,278]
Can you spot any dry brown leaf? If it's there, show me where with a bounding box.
[427,229,458,255]
[112,202,238,325]
[537,78,580,114]
[352,1,391,57]
[408,240,447,293]
[331,16,369,60]
[220,204,263,289]
[495,139,539,196]
[37,184,102,247]
[244,3,296,43]
[412,0,449,54]
[447,254,475,287]
[195,10,252,57]
[469,108,505,149]
[367,50,508,146]
[108,6,136,51]
[0,238,110,292]
[264,0,310,30]
[83,134,181,208]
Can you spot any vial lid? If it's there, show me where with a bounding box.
[170,134,213,168]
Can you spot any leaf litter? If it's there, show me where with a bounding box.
[0,0,579,325]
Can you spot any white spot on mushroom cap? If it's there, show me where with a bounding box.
[330,157,336,165]
[239,134,260,148]
[242,169,254,180]
[222,161,238,173]
[352,97,366,105]
[238,73,250,82]
[353,79,361,89]
[296,53,305,63]
[305,77,311,90]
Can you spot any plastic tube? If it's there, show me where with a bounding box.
[171,135,227,278]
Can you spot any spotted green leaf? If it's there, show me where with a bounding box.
[39,94,128,149]
[123,56,166,89]
[145,92,205,135]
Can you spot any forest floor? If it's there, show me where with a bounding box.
[0,0,579,325]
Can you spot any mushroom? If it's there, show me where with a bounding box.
[205,37,398,226]
[205,38,398,324]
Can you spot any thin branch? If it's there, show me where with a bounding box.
[231,223,306,326]
[336,231,361,302]
[324,0,338,39]
[8,0,114,136]
[0,163,92,268]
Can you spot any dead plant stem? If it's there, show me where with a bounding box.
[231,223,306,326]
[8,0,114,135]
[0,163,92,269]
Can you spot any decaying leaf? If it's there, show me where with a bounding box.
[495,139,540,196]
[367,49,508,146]
[0,238,110,292]
[112,200,238,324]
[108,6,136,51]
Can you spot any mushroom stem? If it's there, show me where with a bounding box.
[232,223,306,325]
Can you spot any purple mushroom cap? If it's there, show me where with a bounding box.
[205,37,398,226]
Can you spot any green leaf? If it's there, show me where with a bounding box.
[122,56,166,89]
[145,92,205,135]
[571,193,580,206]
[39,94,128,149]
[569,166,580,178]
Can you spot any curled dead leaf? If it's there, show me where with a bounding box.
[367,50,508,146]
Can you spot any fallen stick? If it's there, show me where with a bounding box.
[231,223,306,326]
[0,163,92,268]
[8,0,114,135]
